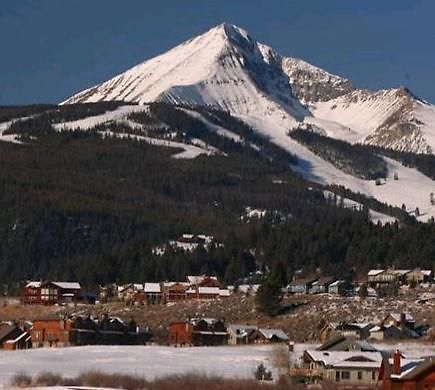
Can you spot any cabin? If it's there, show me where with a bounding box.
[249,328,289,344]
[31,319,73,348]
[309,277,336,294]
[227,324,258,345]
[319,323,373,342]
[0,324,31,350]
[287,278,318,294]
[381,313,415,330]
[164,282,188,302]
[22,281,81,305]
[327,280,347,295]
[406,269,433,285]
[302,349,383,386]
[379,350,435,390]
[69,314,151,345]
[144,283,162,305]
[169,318,227,346]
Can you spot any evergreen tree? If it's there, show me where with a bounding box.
[255,281,282,316]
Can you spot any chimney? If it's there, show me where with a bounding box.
[400,313,406,329]
[393,350,401,375]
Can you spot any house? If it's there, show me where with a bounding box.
[317,335,378,352]
[287,278,318,294]
[319,322,374,342]
[328,280,348,295]
[164,282,188,302]
[406,269,433,285]
[309,277,336,294]
[301,349,383,386]
[249,328,289,344]
[381,313,415,330]
[237,284,260,295]
[379,350,435,390]
[117,283,144,302]
[23,281,81,305]
[368,325,385,341]
[69,314,151,346]
[0,324,31,350]
[31,318,73,348]
[368,269,404,287]
[187,275,220,287]
[169,318,227,346]
[227,324,258,345]
[144,283,163,305]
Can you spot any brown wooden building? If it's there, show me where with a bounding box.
[169,318,227,346]
[31,319,73,348]
[22,281,81,305]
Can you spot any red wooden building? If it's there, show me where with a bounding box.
[169,318,227,346]
[379,350,435,390]
[31,319,73,348]
[22,281,81,305]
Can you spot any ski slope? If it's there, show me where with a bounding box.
[242,114,435,221]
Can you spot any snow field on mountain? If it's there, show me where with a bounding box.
[242,114,435,221]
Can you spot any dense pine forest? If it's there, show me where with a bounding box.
[0,103,434,289]
[290,129,388,180]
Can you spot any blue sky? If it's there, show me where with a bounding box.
[1,0,435,104]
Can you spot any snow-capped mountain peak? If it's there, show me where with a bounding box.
[63,22,435,156]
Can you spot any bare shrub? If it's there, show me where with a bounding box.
[10,372,31,387]
[79,370,148,390]
[270,344,292,376]
[33,371,63,386]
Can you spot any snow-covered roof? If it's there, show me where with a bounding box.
[52,282,81,290]
[393,269,411,276]
[305,350,383,368]
[389,313,415,323]
[219,289,230,297]
[198,287,220,295]
[329,280,344,287]
[421,270,433,276]
[368,269,384,276]
[144,283,161,293]
[25,281,41,288]
[228,324,257,337]
[258,328,289,341]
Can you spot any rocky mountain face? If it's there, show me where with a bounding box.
[63,23,435,155]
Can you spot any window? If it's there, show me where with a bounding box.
[372,371,376,380]
[341,371,350,380]
[358,371,363,380]
[335,371,340,382]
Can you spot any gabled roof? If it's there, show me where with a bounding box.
[395,357,435,381]
[51,282,81,290]
[228,324,258,337]
[388,313,415,323]
[306,350,383,369]
[368,269,384,276]
[198,286,220,294]
[144,283,161,293]
[258,328,289,341]
[288,278,317,286]
[25,281,41,288]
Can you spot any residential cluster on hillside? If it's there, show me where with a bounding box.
[319,312,429,343]
[22,275,235,306]
[287,267,434,297]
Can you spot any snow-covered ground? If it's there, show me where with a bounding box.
[0,345,276,387]
[0,342,433,387]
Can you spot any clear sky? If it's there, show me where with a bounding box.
[1,0,435,105]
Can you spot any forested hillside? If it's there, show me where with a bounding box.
[290,129,388,180]
[0,103,434,289]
